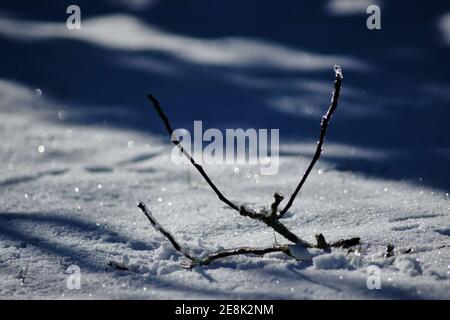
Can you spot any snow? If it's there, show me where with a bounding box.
[288,245,319,261]
[393,257,422,277]
[438,11,450,46]
[326,0,383,16]
[313,253,349,270]
[0,2,449,300]
[0,80,448,299]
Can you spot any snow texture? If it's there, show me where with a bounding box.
[313,253,349,270]
[0,1,449,299]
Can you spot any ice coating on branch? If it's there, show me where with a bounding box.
[334,64,343,78]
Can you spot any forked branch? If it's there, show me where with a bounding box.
[148,66,343,222]
[137,202,359,267]
[147,94,310,244]
[139,66,358,267]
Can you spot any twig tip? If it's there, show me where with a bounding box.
[137,201,145,209]
[274,192,284,201]
[334,65,343,79]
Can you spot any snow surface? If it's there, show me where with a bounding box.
[0,1,449,299]
[0,79,448,299]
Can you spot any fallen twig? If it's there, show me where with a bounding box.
[195,245,292,267]
[138,201,359,267]
[138,201,294,267]
[140,66,359,267]
[138,201,195,262]
[330,237,361,249]
[107,261,129,271]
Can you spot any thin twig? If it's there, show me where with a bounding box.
[137,201,360,267]
[194,245,292,267]
[239,206,311,246]
[147,95,239,212]
[330,237,360,249]
[147,94,313,245]
[137,201,294,267]
[314,233,360,250]
[143,67,359,265]
[271,192,285,216]
[137,201,195,262]
[279,66,343,218]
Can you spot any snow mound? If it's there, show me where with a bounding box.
[313,253,349,270]
[393,257,422,277]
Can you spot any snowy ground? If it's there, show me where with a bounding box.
[0,80,449,299]
[0,1,449,299]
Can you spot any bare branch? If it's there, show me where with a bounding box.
[194,245,292,267]
[147,94,239,212]
[147,94,314,245]
[314,233,360,250]
[138,201,360,268]
[147,94,312,245]
[271,192,285,216]
[138,201,294,267]
[315,234,331,251]
[141,66,360,267]
[137,201,195,262]
[239,205,311,246]
[279,66,343,218]
[330,237,360,249]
